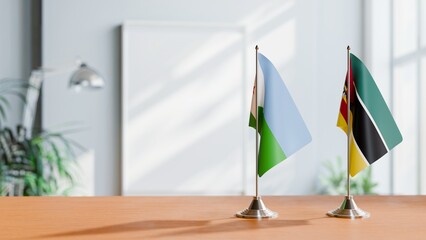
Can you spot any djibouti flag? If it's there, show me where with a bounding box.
[337,53,403,177]
[249,53,311,177]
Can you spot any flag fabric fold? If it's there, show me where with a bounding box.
[250,53,311,177]
[337,53,403,177]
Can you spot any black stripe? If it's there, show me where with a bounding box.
[352,95,388,164]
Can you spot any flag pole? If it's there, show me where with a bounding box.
[236,45,277,219]
[346,45,351,198]
[326,46,369,219]
[255,45,259,198]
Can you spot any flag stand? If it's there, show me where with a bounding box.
[326,46,369,219]
[236,45,277,219]
[327,195,369,218]
[236,196,277,219]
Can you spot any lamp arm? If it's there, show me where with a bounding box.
[21,60,82,136]
[36,60,82,78]
[21,71,43,137]
[22,60,103,136]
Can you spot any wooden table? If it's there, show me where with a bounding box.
[1,196,425,239]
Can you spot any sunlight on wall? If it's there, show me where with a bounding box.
[172,31,244,79]
[121,0,363,196]
[257,19,295,68]
[393,0,417,58]
[393,62,418,194]
[241,0,294,31]
[364,0,426,195]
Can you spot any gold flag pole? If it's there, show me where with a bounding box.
[236,45,277,219]
[327,46,369,219]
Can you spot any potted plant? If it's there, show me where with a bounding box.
[319,156,378,195]
[0,78,81,196]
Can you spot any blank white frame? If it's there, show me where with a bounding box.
[121,21,248,195]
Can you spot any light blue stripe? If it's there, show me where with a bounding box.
[258,53,311,156]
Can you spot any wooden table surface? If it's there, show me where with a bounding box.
[1,196,425,240]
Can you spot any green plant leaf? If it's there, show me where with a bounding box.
[319,157,378,195]
[0,121,82,196]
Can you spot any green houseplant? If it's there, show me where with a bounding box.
[319,156,378,195]
[0,78,81,196]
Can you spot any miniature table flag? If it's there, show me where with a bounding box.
[337,53,403,177]
[249,53,311,177]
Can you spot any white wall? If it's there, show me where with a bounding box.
[364,0,393,194]
[42,0,363,195]
[365,0,426,195]
[0,0,31,127]
[314,0,364,193]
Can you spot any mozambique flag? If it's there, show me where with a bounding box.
[337,53,403,177]
[250,53,311,177]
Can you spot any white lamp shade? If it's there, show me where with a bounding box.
[69,63,104,90]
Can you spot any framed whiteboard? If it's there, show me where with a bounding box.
[121,21,248,195]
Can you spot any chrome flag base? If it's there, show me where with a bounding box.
[327,195,370,219]
[236,196,278,219]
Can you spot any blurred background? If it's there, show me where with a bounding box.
[0,0,424,196]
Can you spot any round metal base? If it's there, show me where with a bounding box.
[236,196,278,219]
[327,195,370,219]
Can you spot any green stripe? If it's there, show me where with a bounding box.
[249,108,263,133]
[249,107,287,177]
[350,54,403,149]
[249,112,256,129]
